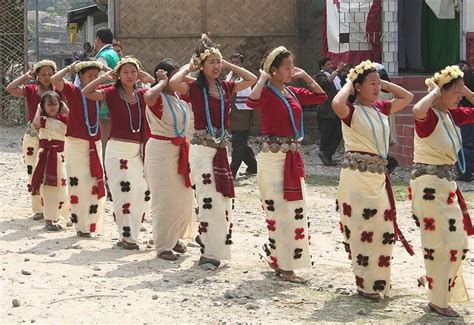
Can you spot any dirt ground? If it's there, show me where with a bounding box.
[0,126,473,324]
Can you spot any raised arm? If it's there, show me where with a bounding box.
[248,69,271,101]
[169,57,198,96]
[5,70,35,97]
[51,62,77,92]
[221,60,257,92]
[463,85,474,104]
[292,67,325,94]
[331,81,353,119]
[144,69,168,106]
[138,69,155,85]
[381,80,414,113]
[81,70,116,101]
[413,81,440,120]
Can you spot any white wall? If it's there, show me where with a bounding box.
[466,0,474,32]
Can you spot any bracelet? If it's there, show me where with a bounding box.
[307,81,317,88]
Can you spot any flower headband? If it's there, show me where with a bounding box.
[425,65,464,91]
[115,56,142,72]
[194,47,222,66]
[75,60,103,73]
[33,60,57,73]
[262,46,288,74]
[346,60,377,83]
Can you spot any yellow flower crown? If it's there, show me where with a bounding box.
[115,56,142,72]
[74,60,102,73]
[194,47,222,66]
[33,60,57,72]
[346,60,377,83]
[425,65,464,91]
[263,46,288,74]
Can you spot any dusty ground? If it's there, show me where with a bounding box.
[0,126,473,324]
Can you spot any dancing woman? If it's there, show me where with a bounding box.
[82,56,154,249]
[169,35,257,268]
[411,65,474,317]
[144,59,194,260]
[6,60,58,220]
[331,60,414,300]
[51,60,107,237]
[246,46,327,282]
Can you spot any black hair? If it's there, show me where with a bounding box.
[96,28,114,45]
[262,48,293,73]
[153,58,180,86]
[230,53,245,64]
[78,65,101,76]
[319,57,330,70]
[441,76,464,90]
[35,64,56,75]
[40,91,64,116]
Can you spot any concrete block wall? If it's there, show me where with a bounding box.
[381,0,398,74]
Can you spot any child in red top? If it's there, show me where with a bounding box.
[31,91,69,231]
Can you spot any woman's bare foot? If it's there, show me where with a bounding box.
[417,276,426,287]
[428,303,460,317]
[32,213,44,220]
[277,270,307,284]
[172,241,187,254]
[158,250,179,261]
[357,289,383,300]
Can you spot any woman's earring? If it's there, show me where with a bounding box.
[272,72,276,76]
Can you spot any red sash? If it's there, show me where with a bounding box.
[455,188,474,236]
[283,150,305,201]
[150,134,191,188]
[31,139,64,194]
[89,140,106,198]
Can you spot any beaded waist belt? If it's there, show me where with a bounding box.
[411,163,457,181]
[190,128,230,148]
[258,136,300,153]
[25,122,39,138]
[341,152,388,174]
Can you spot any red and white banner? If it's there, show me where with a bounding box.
[322,0,382,64]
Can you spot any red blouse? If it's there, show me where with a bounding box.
[342,100,392,126]
[182,80,235,130]
[101,85,150,142]
[59,83,101,141]
[24,84,42,122]
[415,107,474,138]
[246,86,327,137]
[147,95,164,120]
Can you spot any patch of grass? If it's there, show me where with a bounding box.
[305,174,340,187]
[306,174,410,202]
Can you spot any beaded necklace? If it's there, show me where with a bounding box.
[80,87,100,136]
[119,88,142,133]
[357,102,388,158]
[202,81,225,143]
[163,93,187,137]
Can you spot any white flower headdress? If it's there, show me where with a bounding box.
[346,60,377,83]
[74,60,102,73]
[33,60,57,73]
[425,65,464,91]
[262,46,289,74]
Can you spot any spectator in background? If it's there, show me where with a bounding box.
[457,60,474,182]
[80,42,94,60]
[226,53,258,178]
[112,39,124,58]
[315,58,344,166]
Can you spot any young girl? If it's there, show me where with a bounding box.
[170,35,257,268]
[6,60,58,220]
[411,65,474,317]
[31,91,69,231]
[82,56,154,250]
[51,60,106,238]
[247,46,327,283]
[331,60,413,300]
[144,58,195,260]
